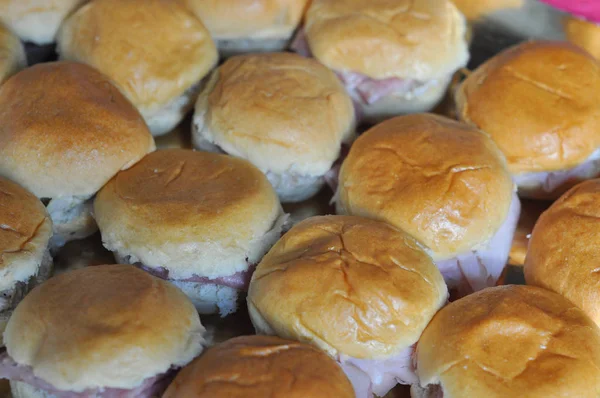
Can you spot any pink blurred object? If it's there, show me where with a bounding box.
[539,0,600,23]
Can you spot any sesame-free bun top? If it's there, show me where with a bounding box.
[195,52,355,176]
[0,0,86,45]
[416,285,600,397]
[303,0,469,81]
[564,16,600,60]
[0,177,51,291]
[525,179,600,327]
[0,24,25,84]
[450,0,523,20]
[164,335,355,398]
[181,0,309,39]
[248,215,447,359]
[456,41,600,174]
[336,114,514,261]
[3,264,205,392]
[0,62,155,199]
[57,0,218,115]
[94,149,283,280]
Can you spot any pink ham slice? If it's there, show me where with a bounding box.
[291,28,420,105]
[337,345,417,398]
[435,193,521,299]
[513,148,600,198]
[136,264,256,291]
[324,144,351,193]
[290,28,311,57]
[0,352,174,398]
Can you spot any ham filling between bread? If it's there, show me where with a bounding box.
[512,147,600,196]
[133,263,255,291]
[435,193,521,298]
[0,352,175,398]
[291,29,431,105]
[337,345,417,398]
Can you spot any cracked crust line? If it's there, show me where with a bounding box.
[163,161,186,187]
[504,67,575,102]
[0,216,48,264]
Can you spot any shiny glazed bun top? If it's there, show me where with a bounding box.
[0,61,155,199]
[336,113,514,260]
[164,335,355,398]
[456,40,600,173]
[416,285,600,398]
[248,215,447,359]
[303,0,469,81]
[525,179,600,327]
[57,0,218,115]
[4,264,205,393]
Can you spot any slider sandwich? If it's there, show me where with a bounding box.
[94,149,288,316]
[57,0,218,136]
[335,114,520,296]
[0,62,155,251]
[0,0,85,63]
[181,0,310,57]
[291,0,469,123]
[0,177,52,345]
[564,15,600,60]
[193,52,356,203]
[164,335,355,397]
[248,215,448,397]
[0,23,25,84]
[525,179,600,327]
[456,41,600,199]
[413,285,600,397]
[0,265,206,398]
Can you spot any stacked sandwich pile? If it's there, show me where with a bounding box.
[0,0,599,397]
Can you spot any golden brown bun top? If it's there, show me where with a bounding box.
[197,52,355,176]
[248,215,447,359]
[164,335,355,398]
[417,285,600,398]
[564,16,600,60]
[450,0,523,20]
[94,149,281,277]
[0,23,25,84]
[303,0,469,80]
[0,0,86,45]
[0,62,155,199]
[0,177,50,269]
[525,179,600,328]
[456,41,600,173]
[57,0,218,113]
[181,0,309,39]
[336,114,513,260]
[4,264,205,392]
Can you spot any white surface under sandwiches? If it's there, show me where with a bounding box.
[193,52,356,202]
